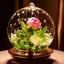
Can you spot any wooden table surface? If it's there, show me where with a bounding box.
[0,49,64,64]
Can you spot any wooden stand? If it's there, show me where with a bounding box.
[8,47,53,64]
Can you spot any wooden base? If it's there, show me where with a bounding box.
[7,58,54,64]
[8,47,53,64]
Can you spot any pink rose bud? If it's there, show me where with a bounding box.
[27,17,41,29]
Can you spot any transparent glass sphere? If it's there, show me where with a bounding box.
[7,3,55,51]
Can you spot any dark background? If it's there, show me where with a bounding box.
[0,0,64,51]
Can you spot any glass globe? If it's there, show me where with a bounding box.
[7,3,55,51]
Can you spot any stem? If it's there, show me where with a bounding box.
[28,42,33,58]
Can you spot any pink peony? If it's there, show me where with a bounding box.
[27,17,41,29]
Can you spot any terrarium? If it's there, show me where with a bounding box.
[7,3,55,63]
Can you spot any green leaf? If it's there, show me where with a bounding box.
[20,44,29,50]
[35,46,39,50]
[40,26,47,35]
[20,44,26,49]
[40,43,47,49]
[14,43,25,49]
[23,37,29,44]
[31,46,36,51]
[14,43,21,49]
[40,37,46,43]
[14,30,21,38]
[21,21,26,29]
[34,30,41,36]
[22,28,29,36]
[33,26,47,37]
[40,42,47,46]
[11,38,18,44]
[17,39,24,44]
[21,21,29,36]
[24,45,29,49]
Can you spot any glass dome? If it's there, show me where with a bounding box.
[7,3,55,51]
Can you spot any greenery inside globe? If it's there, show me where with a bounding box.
[7,3,55,51]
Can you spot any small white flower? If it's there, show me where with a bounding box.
[45,33,53,46]
[30,35,40,46]
[11,33,17,40]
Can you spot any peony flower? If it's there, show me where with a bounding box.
[27,17,41,29]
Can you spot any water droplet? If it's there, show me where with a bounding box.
[14,23,16,25]
[17,19,20,21]
[22,11,24,14]
[24,18,26,21]
[31,12,33,15]
[44,20,46,23]
[10,24,12,28]
[17,13,20,16]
